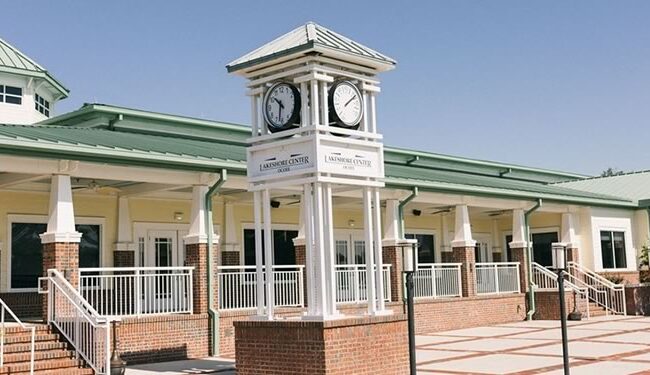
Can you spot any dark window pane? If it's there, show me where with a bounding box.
[243,229,297,266]
[0,85,4,93]
[11,223,47,289]
[77,224,100,268]
[44,100,50,109]
[243,229,257,266]
[531,232,558,267]
[0,95,4,102]
[5,95,21,104]
[613,231,627,268]
[5,86,21,95]
[406,233,435,263]
[505,235,513,261]
[600,231,614,269]
[44,109,49,117]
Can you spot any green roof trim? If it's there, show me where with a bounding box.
[0,123,636,208]
[0,38,69,98]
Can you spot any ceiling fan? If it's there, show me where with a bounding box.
[72,179,122,195]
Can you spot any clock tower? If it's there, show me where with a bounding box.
[227,22,408,374]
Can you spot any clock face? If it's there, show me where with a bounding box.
[330,81,363,127]
[263,82,300,132]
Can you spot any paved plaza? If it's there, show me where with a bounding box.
[417,315,650,374]
[125,315,650,374]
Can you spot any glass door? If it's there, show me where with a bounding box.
[146,230,179,310]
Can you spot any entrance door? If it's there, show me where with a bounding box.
[146,230,181,310]
[474,234,492,263]
[505,231,558,267]
[334,230,366,265]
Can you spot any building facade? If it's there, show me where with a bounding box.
[0,25,649,372]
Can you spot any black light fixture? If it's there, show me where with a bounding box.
[397,238,418,375]
[552,242,571,375]
[412,209,421,217]
[270,200,281,208]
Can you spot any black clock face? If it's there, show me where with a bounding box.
[263,82,301,132]
[329,81,363,129]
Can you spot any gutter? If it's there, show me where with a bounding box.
[206,169,228,356]
[398,187,419,239]
[525,199,542,321]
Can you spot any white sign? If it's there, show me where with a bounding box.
[248,141,315,179]
[318,145,383,179]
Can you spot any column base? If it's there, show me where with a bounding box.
[234,314,409,375]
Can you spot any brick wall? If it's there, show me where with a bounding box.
[533,290,579,320]
[509,247,528,293]
[0,292,41,319]
[451,247,476,297]
[218,294,527,356]
[234,315,409,375]
[42,242,79,319]
[382,246,402,302]
[598,271,640,285]
[116,314,210,364]
[440,252,453,263]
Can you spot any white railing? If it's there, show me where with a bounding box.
[218,265,304,310]
[532,262,591,318]
[0,298,35,374]
[334,264,391,304]
[40,269,111,374]
[567,262,627,315]
[79,267,194,318]
[475,262,521,295]
[413,263,462,299]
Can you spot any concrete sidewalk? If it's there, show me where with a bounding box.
[126,357,235,374]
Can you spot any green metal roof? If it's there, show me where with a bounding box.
[0,38,69,98]
[227,22,396,73]
[0,122,636,208]
[0,124,246,172]
[555,171,650,205]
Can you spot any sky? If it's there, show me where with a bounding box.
[3,1,649,176]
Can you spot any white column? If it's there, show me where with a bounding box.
[441,213,450,253]
[303,183,316,315]
[450,205,475,248]
[320,81,329,126]
[363,187,377,315]
[40,175,81,244]
[509,209,528,249]
[293,197,305,247]
[382,199,400,246]
[184,185,209,245]
[253,191,264,316]
[222,202,239,252]
[115,196,135,251]
[313,183,328,317]
[300,82,310,127]
[310,80,319,126]
[372,188,386,312]
[323,183,337,316]
[262,189,274,319]
[561,213,579,250]
[368,92,377,134]
[491,219,501,260]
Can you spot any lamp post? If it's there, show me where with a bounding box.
[552,243,570,375]
[399,239,418,375]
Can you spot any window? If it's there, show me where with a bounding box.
[0,85,22,105]
[405,233,435,264]
[10,222,101,289]
[34,93,50,117]
[600,231,627,269]
[243,229,298,266]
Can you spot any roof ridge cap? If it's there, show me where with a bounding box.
[554,169,650,184]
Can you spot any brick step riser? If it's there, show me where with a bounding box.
[2,334,62,345]
[2,349,75,364]
[2,342,68,354]
[0,358,87,374]
[7,369,94,375]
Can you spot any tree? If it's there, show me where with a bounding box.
[600,167,625,177]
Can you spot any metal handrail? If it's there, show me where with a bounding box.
[0,298,35,374]
[566,262,626,315]
[40,269,111,374]
[568,261,619,288]
[80,266,194,272]
[532,262,591,318]
[217,265,306,271]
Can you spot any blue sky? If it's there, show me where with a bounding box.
[4,1,649,175]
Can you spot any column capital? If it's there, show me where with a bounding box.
[510,209,528,249]
[451,205,475,248]
[41,174,81,244]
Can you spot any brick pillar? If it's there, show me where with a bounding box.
[451,247,476,297]
[185,243,209,314]
[566,247,580,263]
[294,244,307,306]
[42,242,80,319]
[510,247,528,293]
[382,246,402,302]
[113,251,135,267]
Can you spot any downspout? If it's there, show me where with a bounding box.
[206,169,227,356]
[525,198,542,321]
[398,187,419,239]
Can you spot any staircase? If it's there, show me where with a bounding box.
[1,324,93,374]
[588,302,608,317]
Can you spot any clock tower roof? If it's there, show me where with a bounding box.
[226,22,396,74]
